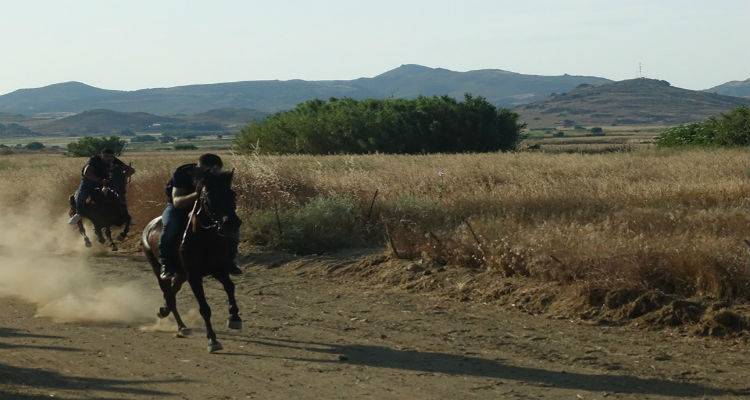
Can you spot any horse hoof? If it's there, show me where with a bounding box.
[176,328,191,338]
[227,318,243,330]
[97,238,105,244]
[111,245,118,252]
[157,307,170,319]
[207,340,223,353]
[85,240,92,248]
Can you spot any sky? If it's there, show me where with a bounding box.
[1,0,749,95]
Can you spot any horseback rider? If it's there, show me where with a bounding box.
[69,148,135,225]
[158,153,242,281]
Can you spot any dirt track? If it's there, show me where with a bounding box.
[1,253,749,400]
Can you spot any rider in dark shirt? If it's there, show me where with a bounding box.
[69,148,135,224]
[158,153,242,281]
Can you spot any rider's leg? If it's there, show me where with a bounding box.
[158,203,188,280]
[69,179,96,224]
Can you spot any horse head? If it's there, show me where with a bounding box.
[194,169,239,237]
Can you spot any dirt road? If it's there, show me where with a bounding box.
[1,253,749,399]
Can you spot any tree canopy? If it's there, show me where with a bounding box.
[657,107,750,147]
[235,95,525,154]
[66,136,127,157]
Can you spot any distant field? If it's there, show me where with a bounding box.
[2,147,749,319]
[521,125,664,153]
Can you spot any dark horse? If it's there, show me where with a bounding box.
[141,170,242,353]
[68,164,132,251]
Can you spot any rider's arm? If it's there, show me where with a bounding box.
[83,165,104,184]
[172,187,199,210]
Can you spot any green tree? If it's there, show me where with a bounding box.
[657,107,750,147]
[25,141,45,150]
[66,136,127,157]
[235,95,525,154]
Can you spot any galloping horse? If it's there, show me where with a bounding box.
[68,164,132,250]
[141,170,242,353]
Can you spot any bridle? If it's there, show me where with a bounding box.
[192,186,239,239]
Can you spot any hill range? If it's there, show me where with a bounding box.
[1,65,749,136]
[707,78,750,98]
[0,65,610,115]
[515,78,750,128]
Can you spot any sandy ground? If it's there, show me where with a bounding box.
[1,253,749,400]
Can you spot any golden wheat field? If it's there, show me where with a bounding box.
[2,149,750,310]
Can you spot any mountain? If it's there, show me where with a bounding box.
[0,122,36,137]
[355,65,612,106]
[184,108,269,128]
[0,65,611,115]
[34,109,178,135]
[706,78,750,98]
[31,108,267,135]
[515,78,750,127]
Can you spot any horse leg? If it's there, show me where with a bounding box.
[170,277,190,337]
[95,224,106,244]
[216,274,242,330]
[103,227,117,251]
[117,214,131,242]
[187,276,221,353]
[77,221,92,248]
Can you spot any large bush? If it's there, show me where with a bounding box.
[657,107,750,147]
[66,136,127,157]
[235,95,525,154]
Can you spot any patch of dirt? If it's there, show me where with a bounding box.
[2,251,750,399]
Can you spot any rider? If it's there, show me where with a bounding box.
[68,148,135,225]
[158,153,242,281]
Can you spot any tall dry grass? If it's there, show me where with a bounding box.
[2,149,750,303]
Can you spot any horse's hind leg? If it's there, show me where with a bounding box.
[77,221,92,248]
[216,274,242,330]
[187,277,221,353]
[102,227,117,251]
[170,277,190,337]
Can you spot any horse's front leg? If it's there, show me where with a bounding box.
[77,221,92,248]
[103,227,117,251]
[187,276,221,353]
[216,274,242,330]
[94,224,106,244]
[117,214,132,242]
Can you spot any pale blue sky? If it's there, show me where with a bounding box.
[1,0,748,94]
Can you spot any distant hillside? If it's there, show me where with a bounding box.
[515,78,750,127]
[184,108,269,128]
[707,78,750,98]
[32,108,265,135]
[0,65,611,115]
[35,109,178,135]
[0,122,36,137]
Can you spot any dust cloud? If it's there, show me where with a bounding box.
[0,211,158,324]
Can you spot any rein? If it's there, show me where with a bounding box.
[191,187,239,239]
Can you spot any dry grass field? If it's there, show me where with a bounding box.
[2,148,750,333]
